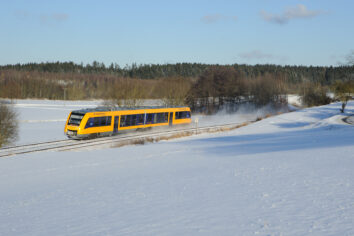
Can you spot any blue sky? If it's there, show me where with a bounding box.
[1,0,353,66]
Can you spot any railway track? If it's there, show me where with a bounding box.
[0,139,77,157]
[0,121,252,158]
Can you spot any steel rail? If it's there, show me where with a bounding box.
[0,139,73,150]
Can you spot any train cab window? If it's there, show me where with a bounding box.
[68,113,84,126]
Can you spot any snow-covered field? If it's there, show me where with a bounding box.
[8,99,289,145]
[0,100,353,235]
[10,99,102,144]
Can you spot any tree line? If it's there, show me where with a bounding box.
[0,69,193,103]
[0,62,353,113]
[1,61,353,84]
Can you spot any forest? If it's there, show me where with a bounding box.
[1,61,353,83]
[0,62,353,112]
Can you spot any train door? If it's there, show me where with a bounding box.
[169,112,173,126]
[113,116,119,134]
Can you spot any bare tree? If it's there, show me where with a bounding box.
[300,83,332,107]
[332,80,354,113]
[109,78,147,107]
[0,101,18,147]
[345,50,354,65]
[153,77,191,106]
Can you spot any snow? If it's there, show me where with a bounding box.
[11,100,102,144]
[0,100,354,235]
[287,94,302,107]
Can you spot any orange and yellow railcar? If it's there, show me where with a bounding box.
[64,106,191,139]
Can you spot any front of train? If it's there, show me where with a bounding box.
[64,110,86,139]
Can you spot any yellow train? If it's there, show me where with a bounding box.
[64,106,191,139]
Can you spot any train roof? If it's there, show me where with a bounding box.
[71,106,189,115]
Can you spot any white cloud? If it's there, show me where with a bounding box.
[260,4,324,24]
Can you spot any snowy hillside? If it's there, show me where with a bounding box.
[0,101,353,235]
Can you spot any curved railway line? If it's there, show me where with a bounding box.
[0,121,252,158]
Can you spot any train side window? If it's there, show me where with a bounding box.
[85,118,94,128]
[155,112,168,123]
[99,117,106,126]
[125,115,132,127]
[129,115,134,126]
[146,113,154,124]
[120,115,127,127]
[137,114,144,125]
[121,112,174,126]
[123,115,129,126]
[93,117,100,126]
[101,116,111,126]
[156,113,164,123]
[85,116,111,128]
[153,113,156,123]
[175,111,191,120]
[130,115,136,126]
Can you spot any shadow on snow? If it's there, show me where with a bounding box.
[181,123,354,157]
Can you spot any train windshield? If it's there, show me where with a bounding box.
[68,112,85,126]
